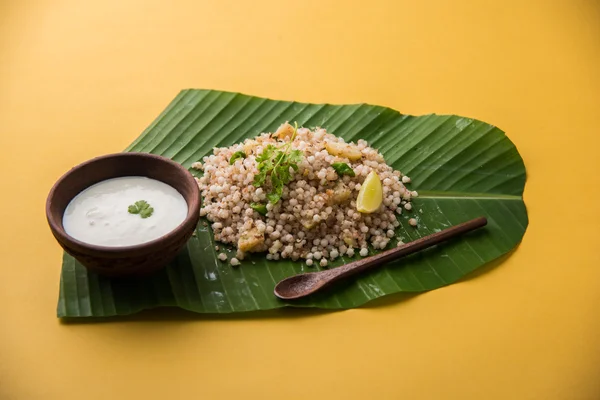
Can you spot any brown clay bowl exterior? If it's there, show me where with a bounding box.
[46,153,201,278]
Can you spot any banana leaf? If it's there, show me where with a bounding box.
[57,89,527,317]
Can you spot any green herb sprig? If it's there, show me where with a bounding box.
[331,162,356,177]
[250,202,268,215]
[253,122,303,204]
[128,200,154,218]
[229,150,246,165]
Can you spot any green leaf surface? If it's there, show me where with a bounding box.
[57,89,528,317]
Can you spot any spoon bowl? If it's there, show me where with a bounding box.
[273,273,325,300]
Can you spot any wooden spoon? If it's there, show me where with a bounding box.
[274,217,487,300]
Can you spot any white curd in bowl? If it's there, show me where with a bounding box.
[62,176,188,247]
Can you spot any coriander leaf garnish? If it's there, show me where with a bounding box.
[331,162,356,177]
[253,122,303,204]
[229,150,246,165]
[128,200,154,219]
[250,202,268,215]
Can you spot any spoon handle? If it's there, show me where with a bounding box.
[318,217,488,285]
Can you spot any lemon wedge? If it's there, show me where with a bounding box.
[356,170,383,213]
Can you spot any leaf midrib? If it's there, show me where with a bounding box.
[418,190,522,200]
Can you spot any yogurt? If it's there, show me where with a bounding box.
[63,176,188,247]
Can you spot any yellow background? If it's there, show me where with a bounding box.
[1,1,599,399]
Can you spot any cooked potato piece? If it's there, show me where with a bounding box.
[274,122,295,140]
[238,227,265,252]
[324,142,362,161]
[326,183,352,205]
[302,219,318,230]
[342,233,357,247]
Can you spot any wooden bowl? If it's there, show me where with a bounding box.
[46,153,201,278]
